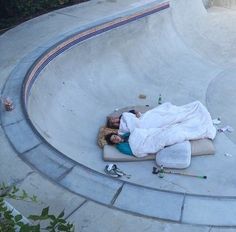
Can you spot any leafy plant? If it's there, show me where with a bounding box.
[0,182,74,232]
[0,0,88,30]
[1,0,70,18]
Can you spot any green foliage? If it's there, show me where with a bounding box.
[1,0,71,18]
[0,182,74,232]
[0,0,87,30]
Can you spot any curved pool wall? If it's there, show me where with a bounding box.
[26,0,215,165]
[25,2,171,156]
[172,0,236,67]
[23,2,170,103]
[24,0,235,197]
[26,2,176,161]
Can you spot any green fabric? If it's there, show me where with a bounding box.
[122,132,130,140]
[115,133,133,156]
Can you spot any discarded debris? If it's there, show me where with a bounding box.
[1,96,14,111]
[158,94,162,105]
[139,94,147,99]
[212,118,221,125]
[218,126,234,133]
[104,164,131,179]
[224,153,232,157]
[152,166,207,179]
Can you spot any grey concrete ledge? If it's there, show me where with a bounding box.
[183,196,236,226]
[59,165,123,204]
[22,143,76,180]
[69,200,212,232]
[3,119,42,154]
[114,183,184,221]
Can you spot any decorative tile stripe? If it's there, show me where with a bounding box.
[23,1,169,106]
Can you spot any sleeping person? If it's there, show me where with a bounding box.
[105,132,133,156]
[106,101,216,157]
[107,110,141,129]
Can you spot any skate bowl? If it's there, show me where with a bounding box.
[2,0,236,226]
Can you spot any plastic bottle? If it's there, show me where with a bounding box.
[158,94,162,105]
[158,165,164,178]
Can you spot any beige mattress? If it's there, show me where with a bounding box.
[103,139,215,162]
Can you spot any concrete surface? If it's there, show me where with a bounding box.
[114,184,184,221]
[25,0,236,197]
[183,196,236,226]
[69,201,210,232]
[7,172,86,219]
[59,165,123,204]
[0,127,33,184]
[1,0,236,230]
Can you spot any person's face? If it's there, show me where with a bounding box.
[110,117,120,124]
[109,117,120,128]
[110,134,122,144]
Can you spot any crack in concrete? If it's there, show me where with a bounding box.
[7,170,35,187]
[161,178,188,193]
[110,183,125,205]
[180,193,186,223]
[3,118,25,127]
[143,224,153,231]
[65,199,88,220]
[55,12,84,19]
[56,165,76,182]
[22,142,42,154]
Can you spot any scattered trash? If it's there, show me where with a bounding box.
[104,164,120,178]
[1,96,14,111]
[104,164,131,179]
[139,94,147,99]
[218,126,234,133]
[212,118,221,125]
[158,94,162,105]
[152,166,207,179]
[158,165,164,178]
[224,153,232,157]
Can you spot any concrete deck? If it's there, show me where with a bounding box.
[1,0,236,231]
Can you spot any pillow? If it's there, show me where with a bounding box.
[97,126,118,148]
[156,141,191,169]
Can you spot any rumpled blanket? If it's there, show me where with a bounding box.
[119,101,216,157]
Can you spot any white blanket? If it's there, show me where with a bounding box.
[119,101,216,157]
